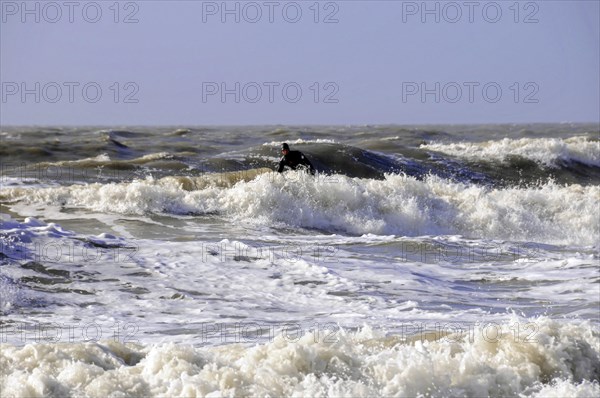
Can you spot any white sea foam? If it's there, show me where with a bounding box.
[1,318,597,397]
[262,138,337,146]
[0,215,597,397]
[2,172,598,245]
[421,136,600,167]
[532,379,600,398]
[2,214,597,333]
[2,126,598,398]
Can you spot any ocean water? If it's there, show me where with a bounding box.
[0,124,599,397]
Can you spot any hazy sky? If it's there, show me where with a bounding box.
[1,0,599,125]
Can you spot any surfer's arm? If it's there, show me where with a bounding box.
[277,158,285,173]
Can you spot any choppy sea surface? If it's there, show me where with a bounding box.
[1,124,599,397]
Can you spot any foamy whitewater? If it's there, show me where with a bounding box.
[1,124,599,397]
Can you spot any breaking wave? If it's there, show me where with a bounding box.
[421,136,600,168]
[1,318,598,397]
[1,171,598,245]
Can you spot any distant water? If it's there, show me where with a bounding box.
[1,124,599,397]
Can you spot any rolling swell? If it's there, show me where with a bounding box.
[2,127,599,242]
[195,139,600,186]
[420,136,600,185]
[2,129,599,243]
[2,126,599,186]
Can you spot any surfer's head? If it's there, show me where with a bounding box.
[281,143,290,154]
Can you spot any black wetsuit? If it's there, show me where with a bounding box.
[277,150,315,175]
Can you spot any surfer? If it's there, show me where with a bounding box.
[277,143,315,175]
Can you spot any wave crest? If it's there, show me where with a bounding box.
[421,136,600,167]
[2,171,598,245]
